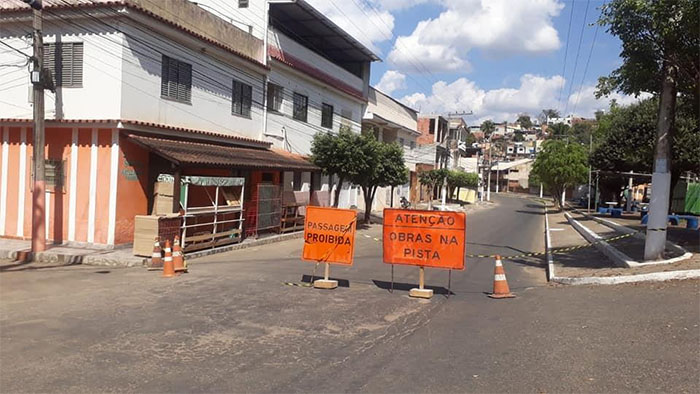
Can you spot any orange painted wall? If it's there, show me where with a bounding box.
[4,127,21,237]
[115,135,149,245]
[93,129,112,244]
[21,129,33,239]
[45,127,72,244]
[73,128,93,243]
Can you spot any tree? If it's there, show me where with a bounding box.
[590,97,700,203]
[512,131,525,142]
[464,132,477,146]
[532,140,588,208]
[516,114,533,130]
[596,0,699,260]
[446,171,479,200]
[310,126,372,207]
[547,123,570,138]
[353,140,409,224]
[538,109,560,125]
[418,169,448,209]
[480,120,495,139]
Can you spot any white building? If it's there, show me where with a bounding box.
[0,0,379,247]
[363,87,421,211]
[191,0,378,209]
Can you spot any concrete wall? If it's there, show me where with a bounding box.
[365,87,417,131]
[188,0,268,43]
[0,19,124,120]
[264,66,363,155]
[269,29,364,93]
[119,19,266,140]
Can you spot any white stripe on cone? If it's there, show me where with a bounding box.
[494,274,507,281]
[495,260,503,267]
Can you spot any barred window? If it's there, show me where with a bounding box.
[321,103,333,129]
[43,42,83,88]
[45,159,64,188]
[232,79,252,118]
[267,83,283,112]
[293,93,308,122]
[239,0,249,8]
[160,55,192,103]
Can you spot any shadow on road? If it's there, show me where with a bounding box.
[372,279,453,295]
[301,274,350,287]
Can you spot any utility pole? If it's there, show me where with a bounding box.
[644,61,676,261]
[587,133,593,213]
[27,0,46,253]
[486,139,492,201]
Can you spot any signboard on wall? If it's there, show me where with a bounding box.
[383,209,466,270]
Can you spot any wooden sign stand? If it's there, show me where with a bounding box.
[313,262,338,289]
[409,266,433,299]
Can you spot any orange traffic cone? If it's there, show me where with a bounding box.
[162,239,175,278]
[173,235,186,273]
[488,255,515,299]
[147,237,163,271]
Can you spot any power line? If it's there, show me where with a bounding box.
[556,0,576,114]
[563,0,591,116]
[572,3,602,117]
[0,40,32,58]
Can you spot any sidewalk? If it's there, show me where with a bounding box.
[546,204,699,280]
[0,239,144,270]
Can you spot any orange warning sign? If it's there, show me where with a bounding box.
[302,206,357,265]
[383,209,466,270]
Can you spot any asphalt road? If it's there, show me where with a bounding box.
[1,194,698,393]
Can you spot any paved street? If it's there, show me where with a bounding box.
[1,195,698,393]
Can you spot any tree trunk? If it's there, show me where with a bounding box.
[644,60,677,261]
[362,186,374,224]
[332,176,344,208]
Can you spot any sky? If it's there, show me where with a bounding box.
[307,0,650,124]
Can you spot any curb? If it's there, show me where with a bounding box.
[551,269,700,285]
[184,231,305,261]
[570,208,691,259]
[543,201,555,281]
[564,212,636,268]
[0,249,145,267]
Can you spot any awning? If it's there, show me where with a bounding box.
[269,0,380,63]
[129,134,319,171]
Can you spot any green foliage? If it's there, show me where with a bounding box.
[464,132,477,145]
[418,169,448,191]
[547,123,570,138]
[592,97,699,174]
[480,120,495,138]
[516,114,533,130]
[312,130,408,221]
[590,97,700,200]
[532,140,589,207]
[512,132,525,142]
[596,0,699,108]
[446,171,479,199]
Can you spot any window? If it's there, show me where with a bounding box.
[293,172,302,191]
[43,42,83,88]
[399,137,405,146]
[410,141,415,149]
[321,103,333,129]
[429,118,435,134]
[45,159,64,188]
[267,83,283,112]
[293,93,308,122]
[262,172,274,183]
[232,79,252,117]
[238,0,249,7]
[161,55,192,103]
